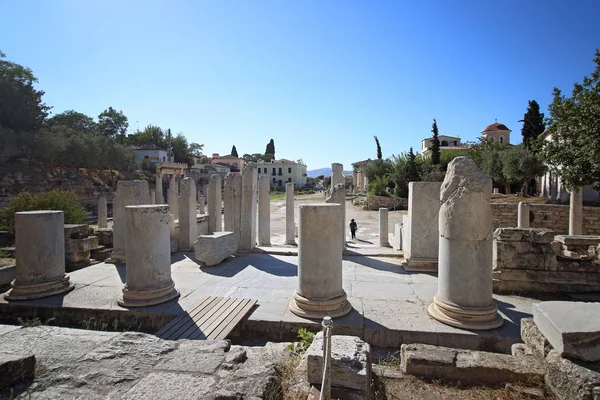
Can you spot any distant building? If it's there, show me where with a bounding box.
[210,153,245,171]
[351,159,372,194]
[421,135,463,153]
[481,121,511,144]
[132,144,169,166]
[256,159,308,189]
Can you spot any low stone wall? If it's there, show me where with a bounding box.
[492,203,600,235]
[364,195,407,211]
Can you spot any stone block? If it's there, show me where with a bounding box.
[533,301,600,362]
[194,231,237,267]
[306,332,371,395]
[64,224,91,239]
[65,236,99,253]
[0,352,36,389]
[520,318,551,359]
[545,349,600,400]
[554,235,600,247]
[405,182,441,262]
[393,222,402,251]
[94,228,113,247]
[494,228,555,243]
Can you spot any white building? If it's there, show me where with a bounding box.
[257,159,308,189]
[481,121,511,144]
[133,144,169,166]
[421,135,463,153]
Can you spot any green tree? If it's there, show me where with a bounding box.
[543,50,600,191]
[126,124,166,148]
[520,100,545,151]
[502,144,547,195]
[47,110,97,135]
[231,145,238,157]
[374,135,382,160]
[265,138,275,158]
[431,119,441,165]
[407,147,420,182]
[97,107,128,143]
[469,137,511,193]
[0,50,50,132]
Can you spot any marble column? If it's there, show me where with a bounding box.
[207,174,222,234]
[110,180,150,262]
[179,177,198,251]
[5,211,74,300]
[569,189,583,235]
[239,164,257,251]
[428,157,503,330]
[223,173,242,246]
[149,189,156,205]
[155,175,164,204]
[98,196,108,229]
[289,204,351,319]
[257,175,271,246]
[285,182,296,245]
[518,202,530,228]
[379,208,391,247]
[325,183,346,251]
[168,175,179,219]
[118,205,179,307]
[198,196,206,214]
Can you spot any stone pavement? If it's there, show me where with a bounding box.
[0,253,541,353]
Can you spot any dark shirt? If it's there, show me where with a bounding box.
[349,221,357,231]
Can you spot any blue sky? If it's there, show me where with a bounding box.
[2,0,599,170]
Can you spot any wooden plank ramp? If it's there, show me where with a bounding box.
[155,296,257,341]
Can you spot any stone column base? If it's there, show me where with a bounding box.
[118,281,180,307]
[427,295,504,331]
[5,274,74,301]
[107,250,126,264]
[288,291,352,319]
[284,240,297,246]
[379,241,392,248]
[402,258,438,272]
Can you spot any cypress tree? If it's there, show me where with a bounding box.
[431,119,441,165]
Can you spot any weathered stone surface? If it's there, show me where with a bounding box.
[0,352,35,389]
[179,177,198,251]
[325,183,346,251]
[65,236,99,253]
[520,317,551,359]
[110,180,150,262]
[94,228,113,247]
[194,231,237,267]
[223,173,242,246]
[494,228,555,244]
[285,182,296,245]
[239,164,257,251]
[533,301,600,362]
[257,175,271,247]
[306,332,371,395]
[64,224,91,239]
[207,174,222,234]
[393,222,402,251]
[400,343,544,386]
[97,196,108,229]
[545,349,600,400]
[378,208,390,247]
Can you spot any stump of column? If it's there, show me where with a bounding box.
[179,177,198,251]
[110,180,150,262]
[569,189,582,235]
[379,208,391,247]
[517,202,530,228]
[155,175,164,204]
[285,182,296,245]
[98,196,108,229]
[168,175,179,219]
[118,205,179,307]
[207,174,222,234]
[239,164,257,251]
[257,175,271,246]
[428,157,503,330]
[223,173,242,245]
[289,204,351,319]
[5,211,74,300]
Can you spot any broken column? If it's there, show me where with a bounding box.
[223,173,242,244]
[150,189,156,205]
[331,163,345,189]
[118,205,179,307]
[239,164,257,251]
[198,195,206,214]
[379,208,391,247]
[257,175,271,246]
[428,157,503,330]
[5,211,74,300]
[569,189,582,235]
[155,174,164,203]
[167,175,179,219]
[289,203,351,318]
[98,196,108,229]
[518,202,530,228]
[285,182,296,245]
[207,174,222,234]
[110,180,150,262]
[179,177,198,251]
[326,183,346,251]
[402,182,442,271]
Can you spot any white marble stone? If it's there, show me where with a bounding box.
[402,214,411,252]
[257,175,271,246]
[179,177,198,251]
[379,208,390,247]
[169,213,178,253]
[110,180,150,262]
[223,173,242,246]
[207,174,222,234]
[5,211,74,300]
[98,196,108,229]
[285,182,296,245]
[119,205,179,307]
[325,184,346,251]
[167,175,179,219]
[155,175,164,204]
[194,231,238,267]
[518,202,530,229]
[331,163,345,190]
[198,195,206,214]
[428,157,503,330]
[393,222,402,251]
[569,189,582,235]
[239,164,257,251]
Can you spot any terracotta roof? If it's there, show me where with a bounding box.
[482,122,510,133]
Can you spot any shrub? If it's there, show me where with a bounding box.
[0,190,88,233]
[140,158,157,173]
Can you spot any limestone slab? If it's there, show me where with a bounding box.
[545,349,600,400]
[0,352,35,389]
[178,177,198,251]
[194,231,237,267]
[533,301,600,362]
[110,180,150,262]
[404,182,441,267]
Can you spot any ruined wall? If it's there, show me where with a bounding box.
[365,195,408,211]
[491,203,600,235]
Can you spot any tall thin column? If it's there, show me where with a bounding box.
[118,205,179,307]
[5,211,74,300]
[285,182,296,245]
[98,196,108,228]
[179,177,198,251]
[379,208,391,247]
[110,180,150,262]
[428,157,503,330]
[518,202,530,228]
[569,189,583,235]
[325,183,346,250]
[331,163,345,189]
[258,175,271,246]
[288,204,351,318]
[239,164,257,251]
[168,175,179,219]
[223,173,242,245]
[207,174,222,234]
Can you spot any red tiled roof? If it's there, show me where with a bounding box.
[482,122,510,133]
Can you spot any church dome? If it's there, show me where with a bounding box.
[482,122,510,133]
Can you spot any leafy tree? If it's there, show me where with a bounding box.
[374,136,382,160]
[469,137,511,193]
[126,124,166,148]
[520,100,545,151]
[316,175,325,180]
[265,138,275,158]
[365,158,392,183]
[0,51,50,132]
[406,147,420,182]
[97,107,128,143]
[368,176,390,196]
[231,145,238,157]
[543,50,600,191]
[431,119,441,165]
[47,110,96,135]
[502,144,546,195]
[189,142,204,158]
[243,153,271,163]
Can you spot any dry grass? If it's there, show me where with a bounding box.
[0,258,15,267]
[268,353,310,400]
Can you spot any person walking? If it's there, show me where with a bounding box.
[349,219,358,240]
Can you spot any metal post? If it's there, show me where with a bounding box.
[320,316,333,400]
